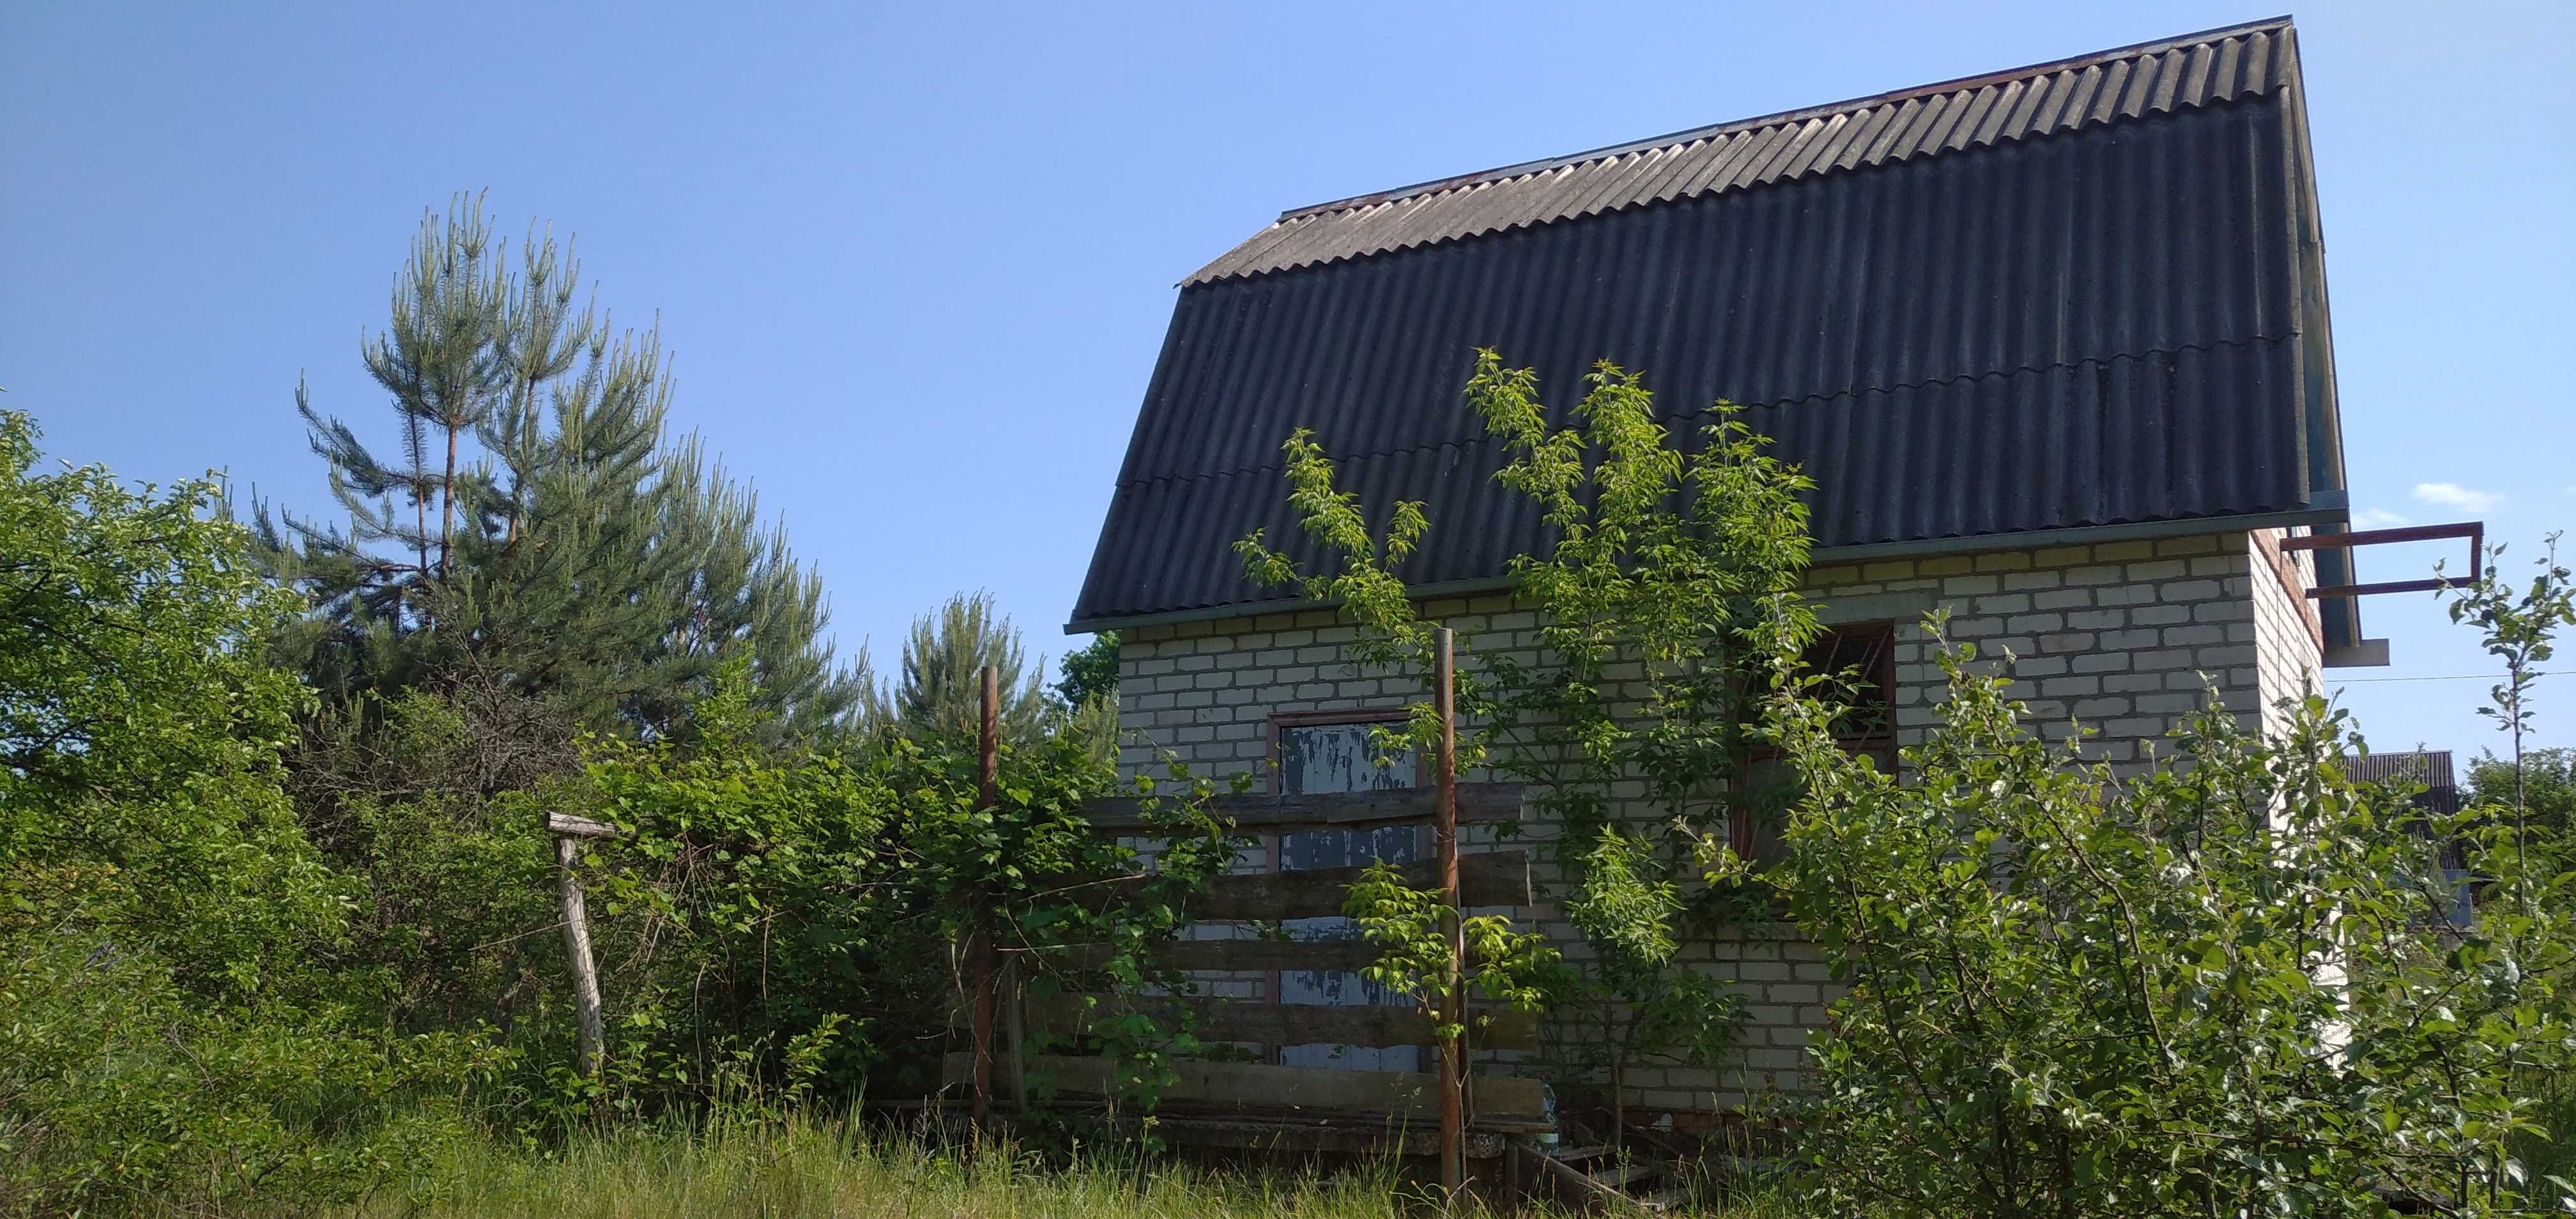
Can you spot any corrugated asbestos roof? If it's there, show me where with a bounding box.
[1190,18,2300,286]
[1071,19,2347,630]
[2345,751,2461,812]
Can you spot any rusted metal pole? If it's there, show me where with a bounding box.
[1434,627,1466,1195]
[554,834,605,1077]
[970,664,1001,1125]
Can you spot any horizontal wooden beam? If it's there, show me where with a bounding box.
[1084,783,1527,834]
[1149,1119,1511,1158]
[1034,938,1388,975]
[942,1052,1550,1130]
[1186,850,1531,921]
[1020,992,1540,1053]
[546,813,626,839]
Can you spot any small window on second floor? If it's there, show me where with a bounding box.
[1805,621,1896,768]
[1735,620,1899,862]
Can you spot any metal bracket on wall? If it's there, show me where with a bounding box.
[2280,521,2484,599]
[2281,522,2485,669]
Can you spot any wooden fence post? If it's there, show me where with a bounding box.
[970,664,1001,1125]
[1434,626,1466,1196]
[544,815,623,1077]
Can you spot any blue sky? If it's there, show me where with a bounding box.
[5,2,2570,763]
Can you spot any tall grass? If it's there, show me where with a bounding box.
[223,1115,1805,1219]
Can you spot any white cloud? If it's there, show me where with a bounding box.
[2350,507,2412,530]
[2414,482,2502,513]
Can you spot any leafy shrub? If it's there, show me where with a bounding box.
[0,410,492,1212]
[1770,627,2575,1216]
[540,666,1246,1121]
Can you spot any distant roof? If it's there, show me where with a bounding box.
[2347,750,2462,813]
[1190,18,2301,286]
[1073,19,2347,631]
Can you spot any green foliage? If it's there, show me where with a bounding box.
[864,590,1050,745]
[2444,533,2576,910]
[1051,631,1124,763]
[554,664,1246,1117]
[1054,631,1122,711]
[1565,828,1747,1079]
[1341,861,1565,1042]
[258,194,863,739]
[0,409,489,1212]
[1236,428,1457,767]
[1769,624,2576,1216]
[1,902,502,1215]
[0,409,333,992]
[1241,351,1823,1131]
[285,676,571,1034]
[2466,746,2575,848]
[300,1115,1733,1219]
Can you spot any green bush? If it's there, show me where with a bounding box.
[0,410,494,1213]
[1770,627,2575,1216]
[519,665,1248,1121]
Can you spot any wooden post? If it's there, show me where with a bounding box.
[555,834,605,1077]
[969,664,1002,1124]
[1434,626,1466,1195]
[1002,954,1028,1112]
[979,663,1001,806]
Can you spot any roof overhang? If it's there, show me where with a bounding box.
[1066,504,2349,635]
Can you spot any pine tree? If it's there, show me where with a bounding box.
[867,592,1047,744]
[259,194,863,739]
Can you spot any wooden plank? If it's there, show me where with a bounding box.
[1535,1149,1655,1213]
[1029,935,1526,975]
[1149,1121,1510,1160]
[942,1052,1551,1128]
[1084,782,1527,833]
[1184,850,1531,921]
[1036,938,1387,975]
[1018,992,1540,1052]
[546,813,625,839]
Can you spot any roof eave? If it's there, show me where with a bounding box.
[1064,503,2351,635]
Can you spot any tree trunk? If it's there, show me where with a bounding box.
[440,421,459,575]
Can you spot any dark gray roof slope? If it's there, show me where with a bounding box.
[1073,18,2347,631]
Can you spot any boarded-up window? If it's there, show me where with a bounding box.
[1272,716,1423,1072]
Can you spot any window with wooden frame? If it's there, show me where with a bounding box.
[1735,620,1898,862]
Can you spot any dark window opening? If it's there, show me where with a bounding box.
[1735,620,1899,862]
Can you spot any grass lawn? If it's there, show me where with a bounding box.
[298,1117,1804,1219]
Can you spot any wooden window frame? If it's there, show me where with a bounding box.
[1264,708,1423,793]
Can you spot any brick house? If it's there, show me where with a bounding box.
[1068,19,2367,1121]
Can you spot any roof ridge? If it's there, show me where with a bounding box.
[1275,16,2296,225]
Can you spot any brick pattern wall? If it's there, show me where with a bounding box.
[1110,530,2300,1117]
[2248,528,2327,740]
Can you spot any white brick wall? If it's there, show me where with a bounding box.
[2248,528,2327,740]
[1107,530,2311,1117]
